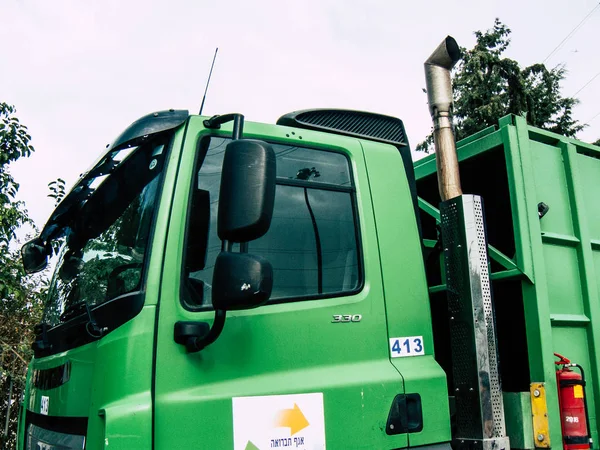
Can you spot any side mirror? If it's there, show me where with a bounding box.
[218,139,276,242]
[173,133,277,354]
[212,252,273,310]
[21,239,49,274]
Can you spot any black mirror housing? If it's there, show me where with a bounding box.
[218,139,276,243]
[21,239,49,274]
[211,252,273,311]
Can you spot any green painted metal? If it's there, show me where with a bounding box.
[428,269,525,294]
[541,233,581,246]
[488,250,520,272]
[416,114,600,449]
[360,138,451,447]
[456,124,497,149]
[550,314,591,326]
[151,117,437,449]
[414,131,504,181]
[418,196,441,223]
[503,392,534,450]
[418,196,521,273]
[558,140,600,445]
[424,239,438,249]
[508,117,563,447]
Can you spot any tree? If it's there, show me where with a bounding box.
[417,19,584,152]
[0,104,34,244]
[0,103,46,449]
[593,138,600,147]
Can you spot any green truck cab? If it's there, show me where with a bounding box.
[19,109,450,449]
[17,106,600,450]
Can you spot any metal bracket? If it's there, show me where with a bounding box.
[530,383,551,448]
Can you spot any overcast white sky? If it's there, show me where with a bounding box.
[2,0,599,233]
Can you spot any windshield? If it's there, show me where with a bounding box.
[43,136,168,327]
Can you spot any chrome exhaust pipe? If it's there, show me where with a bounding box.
[425,37,510,450]
[424,36,462,201]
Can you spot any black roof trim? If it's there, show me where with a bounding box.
[108,109,189,152]
[38,109,188,243]
[277,108,408,147]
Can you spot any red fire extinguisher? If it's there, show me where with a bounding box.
[555,353,592,450]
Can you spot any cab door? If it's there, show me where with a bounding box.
[153,117,407,449]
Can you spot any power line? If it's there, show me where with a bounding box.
[572,70,600,96]
[584,110,600,126]
[543,2,600,63]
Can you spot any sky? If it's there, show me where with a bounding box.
[2,0,599,234]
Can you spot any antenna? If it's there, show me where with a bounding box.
[199,47,219,115]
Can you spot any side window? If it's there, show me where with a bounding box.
[182,136,361,309]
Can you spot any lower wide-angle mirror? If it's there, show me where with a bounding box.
[211,251,273,311]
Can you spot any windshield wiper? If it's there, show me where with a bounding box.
[60,301,107,338]
[60,301,88,322]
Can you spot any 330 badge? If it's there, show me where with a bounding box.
[331,314,362,323]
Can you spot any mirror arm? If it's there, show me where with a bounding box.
[222,240,248,253]
[174,309,226,353]
[203,113,244,140]
[187,309,226,352]
[232,115,243,140]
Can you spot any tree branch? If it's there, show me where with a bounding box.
[0,338,29,365]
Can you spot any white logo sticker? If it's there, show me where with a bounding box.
[40,396,49,415]
[233,393,326,449]
[389,336,425,358]
[149,159,158,170]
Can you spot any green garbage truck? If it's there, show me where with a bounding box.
[15,37,600,450]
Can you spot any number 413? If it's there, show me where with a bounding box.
[389,336,424,358]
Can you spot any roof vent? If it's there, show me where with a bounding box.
[277,109,408,146]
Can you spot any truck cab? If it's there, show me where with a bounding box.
[19,109,450,450]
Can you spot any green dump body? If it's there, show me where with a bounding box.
[414,114,600,449]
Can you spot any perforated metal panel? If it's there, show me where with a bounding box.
[473,197,505,438]
[440,195,508,449]
[441,198,481,437]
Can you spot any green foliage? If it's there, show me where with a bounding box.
[593,138,600,146]
[0,102,46,448]
[0,247,46,368]
[417,19,585,152]
[48,178,66,207]
[0,104,34,245]
[0,250,46,449]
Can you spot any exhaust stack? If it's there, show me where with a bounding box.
[425,37,510,450]
[424,36,462,201]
